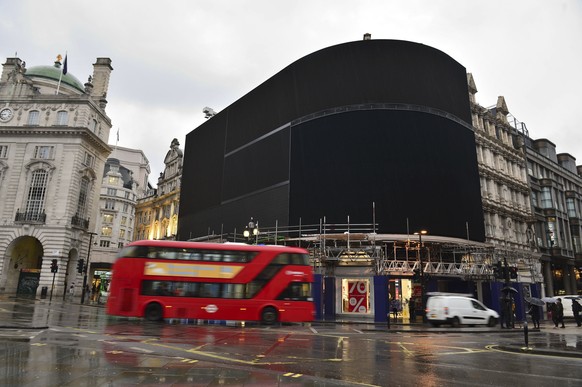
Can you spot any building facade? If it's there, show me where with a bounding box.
[134,138,182,241]
[176,37,582,322]
[525,139,582,297]
[89,147,150,298]
[0,55,113,297]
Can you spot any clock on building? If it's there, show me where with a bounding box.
[0,107,14,122]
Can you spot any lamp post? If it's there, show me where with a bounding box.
[414,230,428,322]
[243,217,259,244]
[80,232,97,304]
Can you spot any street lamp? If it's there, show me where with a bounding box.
[414,230,428,322]
[80,232,97,304]
[243,217,259,244]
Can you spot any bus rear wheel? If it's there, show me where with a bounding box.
[145,302,163,322]
[261,306,279,325]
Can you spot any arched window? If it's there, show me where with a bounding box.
[27,110,40,125]
[56,111,68,126]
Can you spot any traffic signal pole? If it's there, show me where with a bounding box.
[50,259,58,302]
[80,232,96,304]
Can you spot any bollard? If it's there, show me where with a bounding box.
[387,313,390,329]
[523,321,529,348]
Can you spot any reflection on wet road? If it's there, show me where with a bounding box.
[1,297,582,386]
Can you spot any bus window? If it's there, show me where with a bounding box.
[277,282,311,301]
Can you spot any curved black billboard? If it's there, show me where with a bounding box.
[179,39,485,242]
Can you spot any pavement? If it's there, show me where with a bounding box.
[1,295,582,359]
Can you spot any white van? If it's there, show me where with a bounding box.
[425,293,499,327]
[560,296,581,318]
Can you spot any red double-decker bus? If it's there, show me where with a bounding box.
[106,240,315,323]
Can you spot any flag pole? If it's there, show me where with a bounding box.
[56,52,67,95]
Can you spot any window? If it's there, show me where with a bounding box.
[84,152,95,167]
[541,187,553,209]
[34,146,54,159]
[105,199,115,210]
[56,111,68,126]
[121,216,127,226]
[119,229,126,239]
[26,170,48,215]
[27,110,40,125]
[102,214,114,223]
[101,226,112,236]
[76,177,89,219]
[567,198,577,218]
[0,145,7,158]
[89,119,97,132]
[107,188,117,197]
[123,203,129,213]
[108,176,119,185]
[100,240,110,248]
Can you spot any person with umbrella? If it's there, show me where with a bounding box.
[525,297,543,329]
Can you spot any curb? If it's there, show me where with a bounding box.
[497,345,582,359]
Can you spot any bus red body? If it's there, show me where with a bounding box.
[106,240,315,323]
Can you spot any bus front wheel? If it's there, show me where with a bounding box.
[145,302,163,322]
[261,306,279,325]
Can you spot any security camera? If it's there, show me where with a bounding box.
[203,107,216,119]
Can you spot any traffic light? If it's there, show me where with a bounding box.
[493,261,502,279]
[50,259,58,273]
[509,266,518,279]
[77,258,85,274]
[412,269,421,283]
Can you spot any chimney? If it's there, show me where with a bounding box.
[363,33,371,40]
[91,58,113,108]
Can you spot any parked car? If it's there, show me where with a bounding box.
[425,293,499,327]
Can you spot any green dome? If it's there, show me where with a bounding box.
[26,63,85,92]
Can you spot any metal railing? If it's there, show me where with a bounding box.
[14,209,46,223]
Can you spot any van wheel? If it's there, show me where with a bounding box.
[145,302,163,322]
[261,306,279,325]
[488,317,497,327]
[451,317,460,328]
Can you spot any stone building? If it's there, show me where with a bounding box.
[0,55,113,297]
[134,138,182,241]
[89,146,150,296]
[525,139,582,296]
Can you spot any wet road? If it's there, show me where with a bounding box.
[1,297,582,386]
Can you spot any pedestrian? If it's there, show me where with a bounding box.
[527,303,540,329]
[68,283,75,301]
[408,298,415,322]
[572,299,582,327]
[555,298,565,328]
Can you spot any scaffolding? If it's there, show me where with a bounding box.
[195,221,542,283]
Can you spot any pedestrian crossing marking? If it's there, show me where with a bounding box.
[180,359,199,364]
[283,373,302,378]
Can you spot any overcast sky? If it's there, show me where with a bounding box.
[2,1,581,185]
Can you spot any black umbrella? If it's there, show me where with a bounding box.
[525,297,545,306]
[564,296,581,300]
